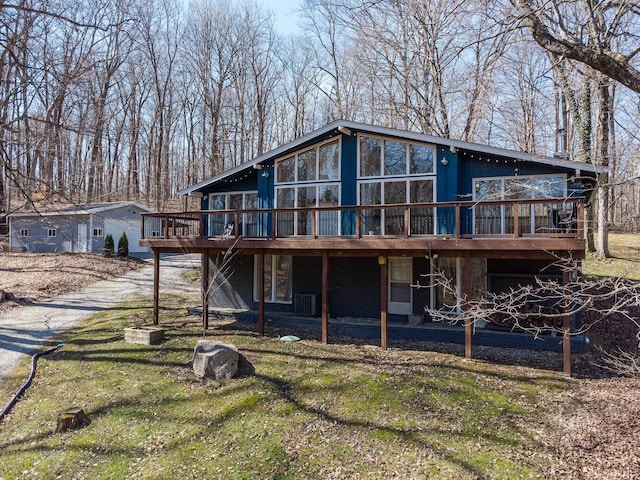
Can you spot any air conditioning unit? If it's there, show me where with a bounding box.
[295,293,318,316]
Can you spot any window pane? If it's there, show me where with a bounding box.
[318,185,339,206]
[360,182,381,205]
[277,156,295,183]
[410,144,434,174]
[475,180,501,201]
[264,256,273,301]
[504,178,531,200]
[319,141,340,180]
[229,194,243,210]
[384,140,406,176]
[318,185,339,235]
[533,176,564,198]
[297,187,316,235]
[360,182,381,234]
[209,194,226,210]
[409,179,433,203]
[360,136,381,177]
[243,193,258,236]
[297,149,317,182]
[384,181,406,204]
[244,192,257,209]
[297,186,317,208]
[410,180,434,234]
[275,256,292,302]
[276,188,295,235]
[277,188,295,208]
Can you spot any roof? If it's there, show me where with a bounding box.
[178,119,607,196]
[8,201,153,218]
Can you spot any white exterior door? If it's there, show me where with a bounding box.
[388,257,413,315]
[77,224,88,252]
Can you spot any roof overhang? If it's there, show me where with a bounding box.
[8,201,154,218]
[178,119,607,196]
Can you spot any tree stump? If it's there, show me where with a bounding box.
[56,407,91,433]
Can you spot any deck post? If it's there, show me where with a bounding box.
[322,250,329,344]
[153,249,160,326]
[563,270,571,376]
[380,255,388,349]
[258,250,265,335]
[463,253,473,359]
[202,251,209,330]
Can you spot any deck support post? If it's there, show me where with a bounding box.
[463,254,473,359]
[563,270,571,376]
[202,251,209,330]
[258,250,265,335]
[322,250,329,344]
[380,255,388,349]
[153,249,160,326]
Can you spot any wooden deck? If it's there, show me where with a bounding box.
[143,197,584,375]
[140,197,585,258]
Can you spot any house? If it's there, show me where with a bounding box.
[9,201,153,254]
[141,120,604,374]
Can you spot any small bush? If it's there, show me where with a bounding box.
[102,234,115,256]
[117,232,128,257]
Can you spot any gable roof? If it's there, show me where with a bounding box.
[8,201,153,218]
[178,119,606,196]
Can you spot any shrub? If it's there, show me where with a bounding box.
[117,232,129,257]
[102,234,115,256]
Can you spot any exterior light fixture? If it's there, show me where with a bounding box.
[441,158,449,166]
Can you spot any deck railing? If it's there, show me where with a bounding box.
[141,197,584,241]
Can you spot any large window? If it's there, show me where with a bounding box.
[253,255,292,303]
[275,184,340,235]
[358,134,435,236]
[359,178,434,235]
[359,135,434,178]
[274,139,341,236]
[473,175,568,235]
[276,139,340,184]
[207,191,258,236]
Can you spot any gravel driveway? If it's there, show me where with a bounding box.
[0,253,199,381]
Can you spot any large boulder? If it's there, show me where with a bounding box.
[192,340,239,379]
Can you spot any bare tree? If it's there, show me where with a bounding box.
[421,256,640,375]
[513,0,640,94]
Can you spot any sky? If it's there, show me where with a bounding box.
[264,0,302,35]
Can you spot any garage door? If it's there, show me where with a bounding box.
[103,219,148,253]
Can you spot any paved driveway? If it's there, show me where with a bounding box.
[0,254,200,381]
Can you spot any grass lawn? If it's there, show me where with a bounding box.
[582,232,640,280]
[0,294,570,480]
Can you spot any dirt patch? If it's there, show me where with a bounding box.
[0,252,145,311]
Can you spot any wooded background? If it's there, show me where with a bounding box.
[1,0,638,231]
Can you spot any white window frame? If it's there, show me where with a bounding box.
[274,183,342,236]
[20,229,28,237]
[207,190,258,236]
[472,173,567,235]
[357,177,436,235]
[93,228,103,237]
[253,255,293,304]
[47,229,56,238]
[356,133,436,179]
[274,137,342,185]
